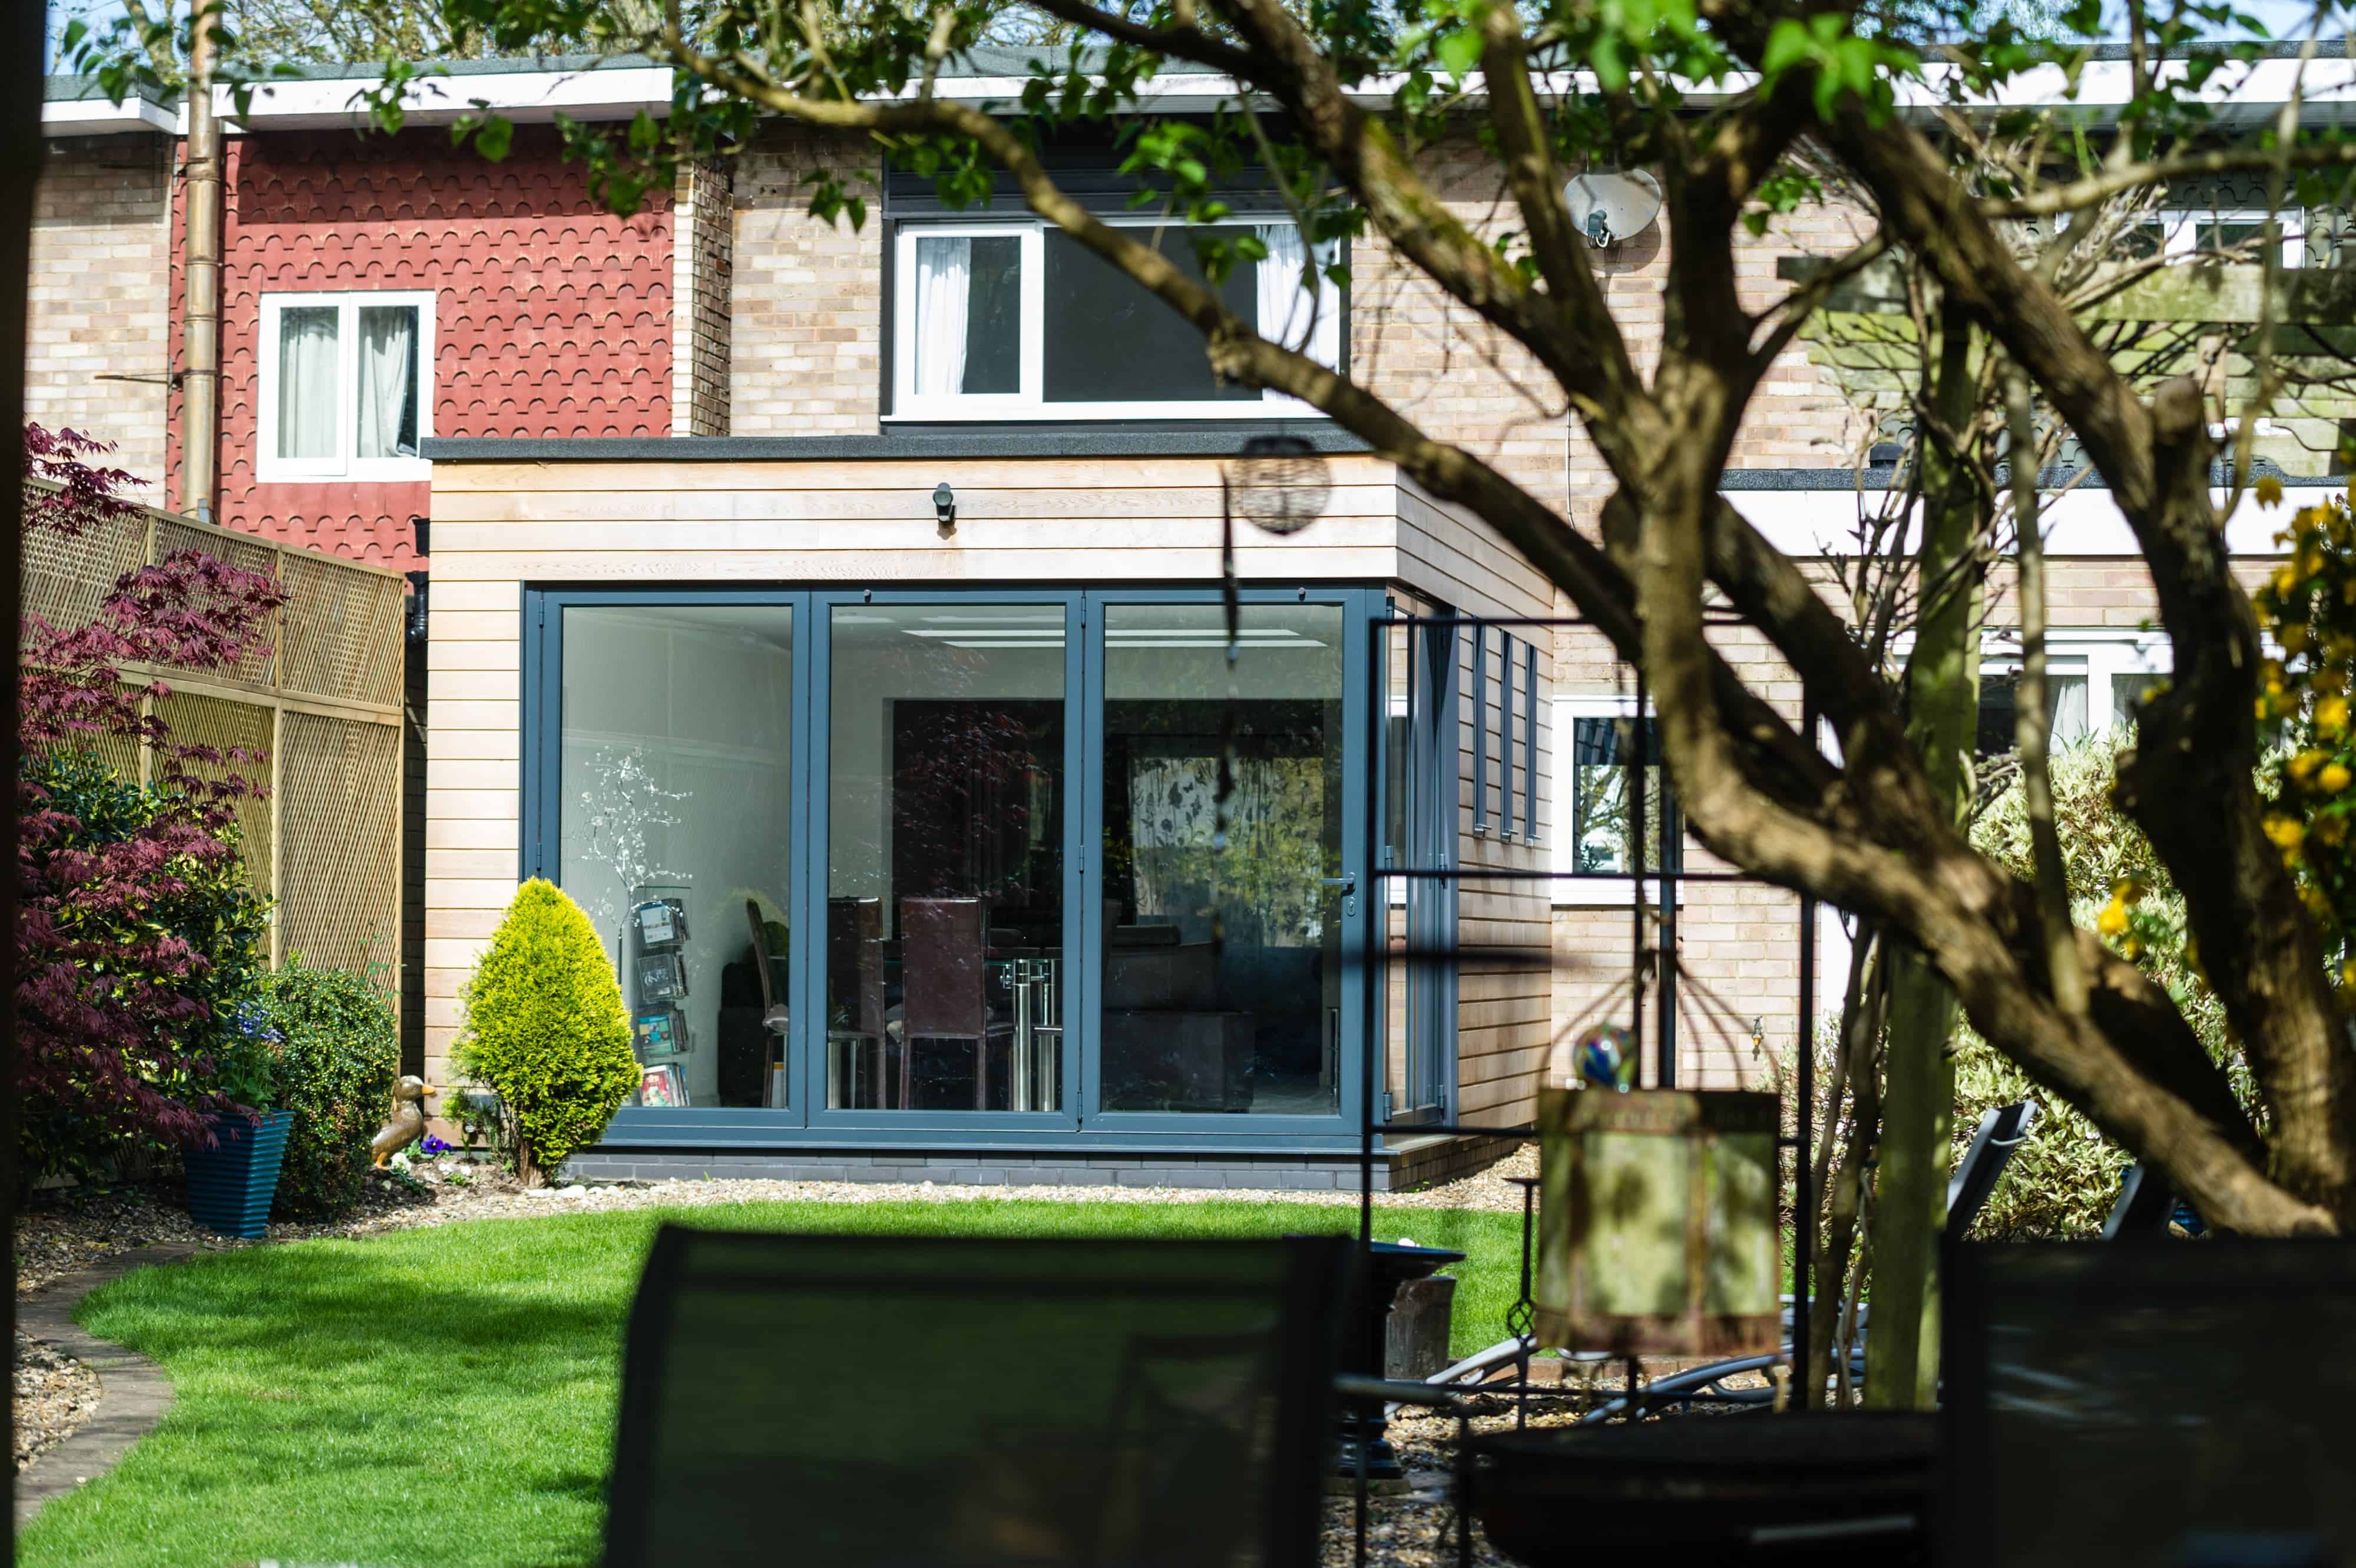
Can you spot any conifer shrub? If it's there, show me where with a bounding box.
[453,879,636,1185]
[263,960,399,1219]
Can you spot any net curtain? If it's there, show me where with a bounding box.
[1255,224,1342,369]
[915,236,973,397]
[275,306,340,461]
[356,306,418,460]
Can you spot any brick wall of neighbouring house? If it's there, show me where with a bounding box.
[1349,143,1873,526]
[166,125,674,568]
[722,123,1867,481]
[1547,550,2293,1088]
[673,159,733,436]
[729,125,883,434]
[30,134,175,502]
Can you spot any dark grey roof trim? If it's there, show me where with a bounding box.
[44,74,171,105]
[423,424,1371,462]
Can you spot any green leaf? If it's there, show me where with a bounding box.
[1760,18,1814,80]
[1435,26,1482,81]
[1592,34,1627,91]
[471,114,515,163]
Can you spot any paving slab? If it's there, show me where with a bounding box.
[15,1242,204,1529]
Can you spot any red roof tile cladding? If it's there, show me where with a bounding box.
[168,126,673,570]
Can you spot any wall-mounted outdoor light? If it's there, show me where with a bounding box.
[933,482,957,534]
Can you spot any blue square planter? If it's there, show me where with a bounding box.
[184,1110,294,1238]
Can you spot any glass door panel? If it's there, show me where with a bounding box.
[559,604,795,1112]
[1097,603,1346,1116]
[825,603,1067,1112]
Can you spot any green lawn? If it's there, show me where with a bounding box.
[29,1197,1526,1568]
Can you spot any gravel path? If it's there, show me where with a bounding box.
[12,1334,101,1474]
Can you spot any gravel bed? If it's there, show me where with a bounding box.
[14,1332,102,1473]
[1318,1372,1775,1566]
[16,1144,1539,1298]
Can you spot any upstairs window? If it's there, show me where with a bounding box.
[257,292,434,481]
[2122,207,2305,268]
[891,221,1342,419]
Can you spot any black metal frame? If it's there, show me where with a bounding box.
[1345,611,1824,1566]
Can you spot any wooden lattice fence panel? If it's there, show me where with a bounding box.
[276,710,403,977]
[22,479,408,1015]
[154,517,279,685]
[279,551,404,708]
[150,689,277,894]
[19,505,145,647]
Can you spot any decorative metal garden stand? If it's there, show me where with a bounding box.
[1344,620,1825,1568]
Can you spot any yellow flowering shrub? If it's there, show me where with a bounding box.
[2249,491,2356,1003]
[1967,740,2244,1235]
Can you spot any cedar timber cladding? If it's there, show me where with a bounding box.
[167,125,675,570]
[419,454,1560,1093]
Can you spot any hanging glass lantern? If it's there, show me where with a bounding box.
[1534,1086,1782,1357]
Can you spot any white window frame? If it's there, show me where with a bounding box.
[2155,207,2304,269]
[1978,628,2172,737]
[1550,694,1679,908]
[256,290,435,483]
[888,217,1342,422]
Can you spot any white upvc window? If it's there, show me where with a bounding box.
[1978,629,2172,745]
[1549,694,1678,908]
[256,291,435,482]
[889,218,1344,421]
[2146,207,2305,268]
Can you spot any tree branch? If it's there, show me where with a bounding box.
[1983,140,2356,220]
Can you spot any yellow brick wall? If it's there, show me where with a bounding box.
[30,135,175,502]
[729,127,884,435]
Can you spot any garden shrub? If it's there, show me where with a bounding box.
[16,422,286,1189]
[453,879,636,1185]
[1963,735,2254,1236]
[18,749,273,1185]
[262,960,399,1219]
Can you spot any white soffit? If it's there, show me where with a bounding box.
[1726,484,2313,558]
[203,65,674,133]
[41,95,178,135]
[916,56,2356,120]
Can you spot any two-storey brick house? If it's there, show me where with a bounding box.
[34,49,2332,1187]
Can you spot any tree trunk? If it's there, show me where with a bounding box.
[1809,931,1883,1398]
[1865,299,1983,1410]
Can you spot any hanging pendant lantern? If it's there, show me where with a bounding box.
[1534,1086,1782,1358]
[1226,434,1331,535]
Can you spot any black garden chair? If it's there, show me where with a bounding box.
[1944,1237,2356,1567]
[605,1226,1354,1568]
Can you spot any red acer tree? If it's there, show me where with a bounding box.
[16,425,289,1183]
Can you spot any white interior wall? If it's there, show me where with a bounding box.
[560,606,795,1103]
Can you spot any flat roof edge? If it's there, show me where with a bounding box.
[422,428,1376,462]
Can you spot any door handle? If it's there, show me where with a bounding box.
[1321,874,1358,896]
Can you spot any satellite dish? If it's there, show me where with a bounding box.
[1563,168,1662,249]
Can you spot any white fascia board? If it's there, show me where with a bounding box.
[42,96,178,135]
[914,57,2351,117]
[1726,484,2302,559]
[202,66,674,134]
